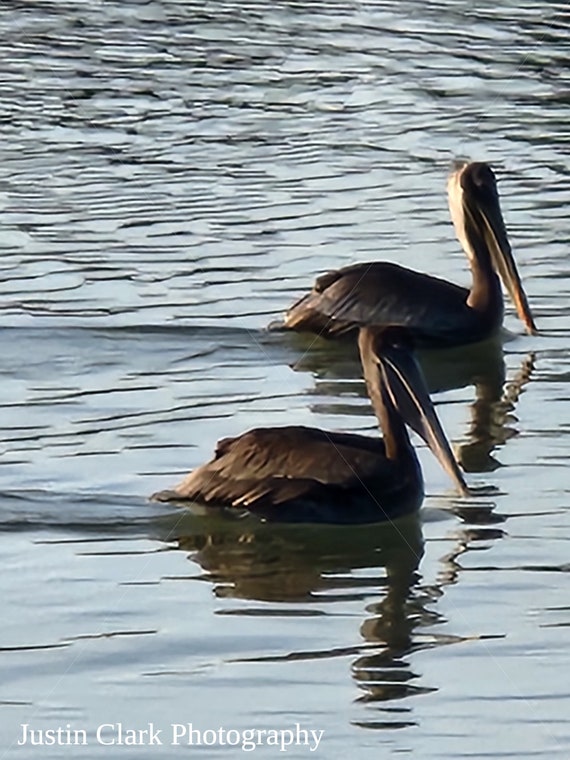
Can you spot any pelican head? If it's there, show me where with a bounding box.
[447,161,537,335]
[359,327,470,496]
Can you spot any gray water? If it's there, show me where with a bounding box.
[1,1,569,757]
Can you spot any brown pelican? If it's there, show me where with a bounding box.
[153,328,469,524]
[277,162,536,347]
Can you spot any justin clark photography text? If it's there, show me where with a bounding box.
[16,723,324,752]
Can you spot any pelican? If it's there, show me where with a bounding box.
[153,328,469,524]
[277,162,536,347]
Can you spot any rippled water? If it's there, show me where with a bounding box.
[1,1,569,757]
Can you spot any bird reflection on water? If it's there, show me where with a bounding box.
[156,503,503,729]
[158,509,424,605]
[291,333,534,475]
[455,351,535,473]
[419,339,535,474]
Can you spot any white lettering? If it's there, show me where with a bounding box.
[280,729,294,751]
[171,723,202,745]
[171,724,186,745]
[96,724,115,745]
[310,729,324,752]
[242,729,256,752]
[148,723,163,745]
[17,725,88,747]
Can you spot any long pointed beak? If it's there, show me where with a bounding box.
[454,162,537,336]
[377,341,470,496]
[478,193,537,335]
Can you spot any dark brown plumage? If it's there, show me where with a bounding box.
[278,162,536,346]
[153,328,469,524]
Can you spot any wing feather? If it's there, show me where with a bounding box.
[158,426,390,509]
[285,262,472,342]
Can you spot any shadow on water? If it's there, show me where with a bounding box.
[151,503,504,729]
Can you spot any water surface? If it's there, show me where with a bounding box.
[1,1,569,757]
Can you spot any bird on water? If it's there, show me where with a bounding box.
[276,162,536,347]
[153,327,469,524]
